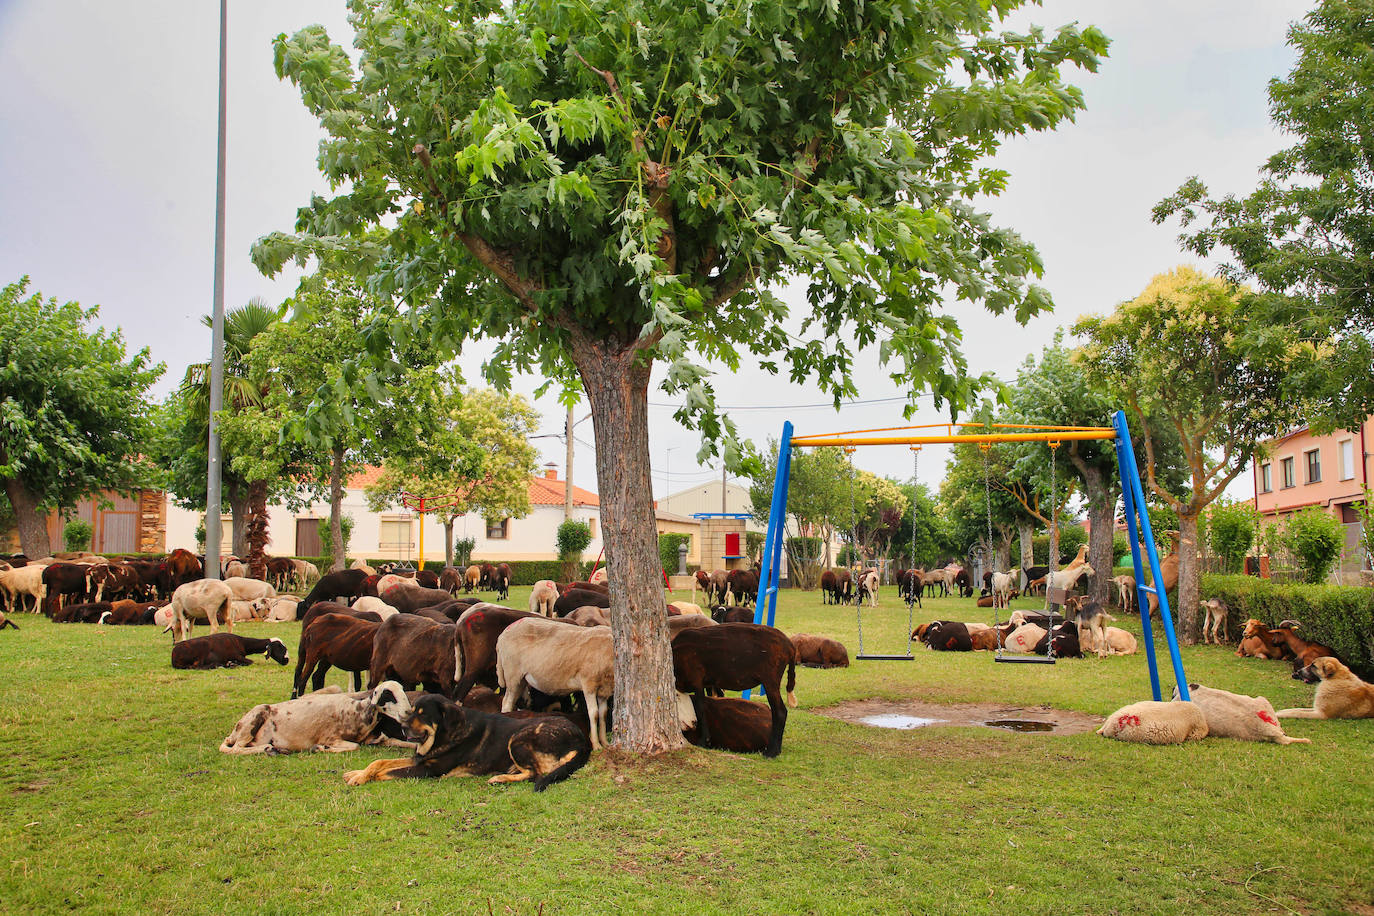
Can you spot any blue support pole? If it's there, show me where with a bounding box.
[746,423,792,699]
[1112,410,1190,701]
[754,421,793,628]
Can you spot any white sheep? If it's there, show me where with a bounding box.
[1097,700,1208,745]
[1076,620,1139,656]
[497,617,618,750]
[169,579,235,642]
[222,576,277,603]
[0,564,47,614]
[529,579,558,617]
[1171,684,1310,745]
[263,596,303,623]
[350,596,399,619]
[1003,623,1046,654]
[376,573,420,596]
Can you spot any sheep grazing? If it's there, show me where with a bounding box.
[464,565,481,593]
[296,568,370,619]
[383,585,453,614]
[790,634,849,668]
[169,579,235,642]
[565,605,610,627]
[1097,700,1208,745]
[367,614,460,696]
[172,633,290,670]
[496,616,621,750]
[553,587,610,618]
[376,573,421,597]
[293,612,382,698]
[350,596,399,620]
[1171,684,1310,745]
[671,623,798,758]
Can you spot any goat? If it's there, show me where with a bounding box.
[1268,621,1339,671]
[1200,598,1229,645]
[671,623,798,757]
[1236,619,1287,659]
[1065,596,1110,658]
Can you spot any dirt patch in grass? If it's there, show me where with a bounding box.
[814,698,1104,735]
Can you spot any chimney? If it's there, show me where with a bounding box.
[543,463,558,481]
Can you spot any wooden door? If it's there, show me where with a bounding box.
[296,518,322,557]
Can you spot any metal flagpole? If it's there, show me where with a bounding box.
[204,0,228,581]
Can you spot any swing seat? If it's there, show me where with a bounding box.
[857,653,914,661]
[995,655,1056,665]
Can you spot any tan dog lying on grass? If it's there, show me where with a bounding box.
[1279,657,1374,719]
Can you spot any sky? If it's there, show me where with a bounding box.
[0,0,1312,506]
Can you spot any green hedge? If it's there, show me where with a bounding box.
[658,533,693,573]
[1201,574,1374,679]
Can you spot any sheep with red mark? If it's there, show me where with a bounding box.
[529,579,558,617]
[671,622,798,757]
[450,605,554,701]
[172,633,289,670]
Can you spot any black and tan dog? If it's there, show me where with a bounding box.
[343,694,590,791]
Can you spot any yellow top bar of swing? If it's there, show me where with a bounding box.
[790,428,1117,447]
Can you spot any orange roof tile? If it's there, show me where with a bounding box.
[529,473,599,507]
[347,466,386,489]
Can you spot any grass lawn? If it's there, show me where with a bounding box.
[2,585,1372,915]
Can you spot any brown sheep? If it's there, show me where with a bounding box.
[293,613,382,697]
[367,615,460,696]
[790,634,850,668]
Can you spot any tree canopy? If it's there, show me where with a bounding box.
[257,0,1108,753]
[1153,0,1370,429]
[1074,266,1312,641]
[0,278,163,555]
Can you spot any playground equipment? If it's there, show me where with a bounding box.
[399,490,467,571]
[751,410,1190,701]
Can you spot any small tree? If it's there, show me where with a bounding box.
[453,537,476,568]
[317,514,355,563]
[63,519,94,553]
[557,519,592,581]
[1204,499,1257,574]
[1282,507,1345,584]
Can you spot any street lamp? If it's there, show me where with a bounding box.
[204,0,229,580]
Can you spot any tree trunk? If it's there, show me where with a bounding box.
[227,480,249,558]
[4,475,52,557]
[1077,462,1115,608]
[570,334,684,754]
[1176,514,1201,644]
[1017,520,1034,588]
[443,519,454,568]
[246,479,270,580]
[329,445,346,571]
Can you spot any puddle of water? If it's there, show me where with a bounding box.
[858,714,944,730]
[984,719,1054,733]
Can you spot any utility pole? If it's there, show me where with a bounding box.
[204,0,228,581]
[722,465,727,513]
[564,404,574,519]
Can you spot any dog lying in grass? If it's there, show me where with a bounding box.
[220,681,413,755]
[1279,657,1374,720]
[343,694,591,791]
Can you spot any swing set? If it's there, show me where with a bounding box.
[751,409,1190,702]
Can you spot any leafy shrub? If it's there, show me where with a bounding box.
[453,536,475,567]
[556,520,592,560]
[1201,574,1374,678]
[1281,506,1345,584]
[1112,532,1131,566]
[658,533,692,573]
[316,515,355,563]
[1204,499,1257,573]
[63,519,93,552]
[746,531,766,564]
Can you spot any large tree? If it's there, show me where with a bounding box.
[1153,0,1373,430]
[1075,267,1311,642]
[0,278,163,556]
[255,0,1106,752]
[365,385,539,567]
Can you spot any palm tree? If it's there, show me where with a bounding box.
[180,298,281,575]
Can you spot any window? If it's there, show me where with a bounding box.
[1260,463,1272,494]
[486,518,510,540]
[200,517,231,550]
[588,517,597,539]
[1281,457,1295,489]
[1340,439,1356,481]
[379,518,412,551]
[1305,448,1322,484]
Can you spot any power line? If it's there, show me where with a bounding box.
[648,394,918,411]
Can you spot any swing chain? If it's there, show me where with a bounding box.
[1045,441,1059,660]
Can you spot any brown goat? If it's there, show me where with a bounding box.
[1236,619,1287,659]
[1268,622,1339,670]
